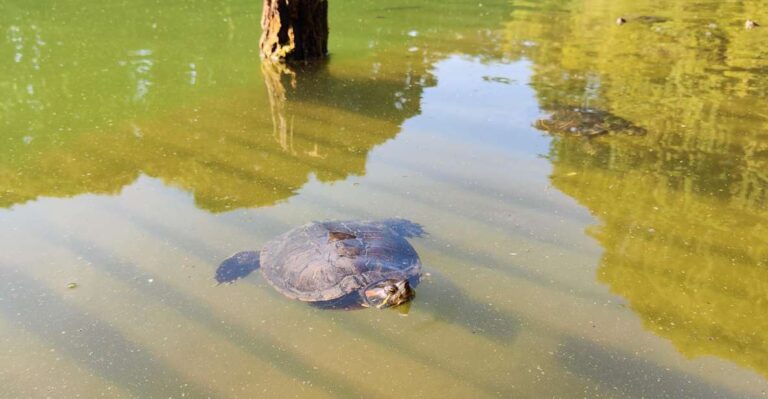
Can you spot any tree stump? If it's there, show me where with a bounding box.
[260,0,329,61]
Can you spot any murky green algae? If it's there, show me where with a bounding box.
[2,0,768,397]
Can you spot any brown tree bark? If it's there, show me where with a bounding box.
[260,0,328,61]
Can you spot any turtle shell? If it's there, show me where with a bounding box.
[259,219,423,302]
[534,106,647,137]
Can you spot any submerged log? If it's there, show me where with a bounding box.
[260,0,329,61]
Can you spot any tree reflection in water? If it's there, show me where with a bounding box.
[505,0,768,378]
[0,0,511,212]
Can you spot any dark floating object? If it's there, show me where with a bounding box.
[746,20,759,30]
[534,106,647,138]
[482,76,515,85]
[635,15,669,24]
[616,15,668,25]
[216,219,425,310]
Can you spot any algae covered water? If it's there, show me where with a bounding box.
[1,0,768,397]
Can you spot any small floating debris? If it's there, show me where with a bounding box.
[67,282,78,289]
[482,75,515,85]
[745,20,759,30]
[635,15,669,24]
[616,15,668,25]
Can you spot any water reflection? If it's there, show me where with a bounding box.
[505,0,768,378]
[0,57,428,212]
[0,0,509,213]
[5,0,768,396]
[124,49,154,102]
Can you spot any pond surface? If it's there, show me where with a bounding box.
[2,0,768,397]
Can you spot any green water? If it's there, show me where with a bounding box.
[1,0,767,397]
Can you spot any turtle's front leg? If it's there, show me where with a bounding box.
[215,251,261,284]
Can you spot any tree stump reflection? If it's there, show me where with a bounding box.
[261,61,296,153]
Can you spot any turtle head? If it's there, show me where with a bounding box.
[362,279,415,309]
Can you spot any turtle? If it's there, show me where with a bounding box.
[533,106,647,138]
[215,219,425,309]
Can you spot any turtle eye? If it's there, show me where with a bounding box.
[386,285,397,294]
